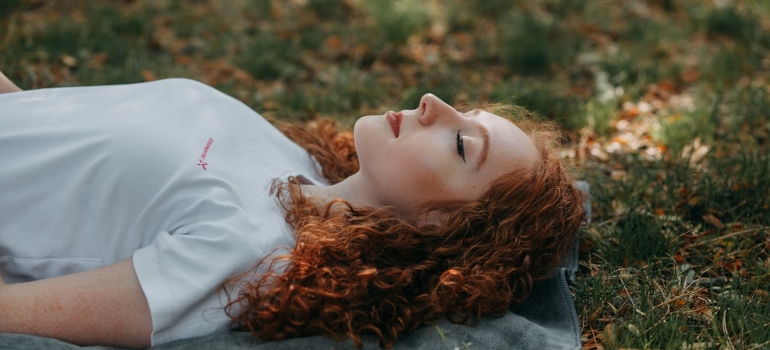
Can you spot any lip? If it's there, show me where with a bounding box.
[386,111,402,138]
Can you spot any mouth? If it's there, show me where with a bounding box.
[386,110,402,138]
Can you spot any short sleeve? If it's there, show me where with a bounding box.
[132,199,266,345]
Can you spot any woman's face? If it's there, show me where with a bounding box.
[353,94,539,215]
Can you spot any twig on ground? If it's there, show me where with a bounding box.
[690,228,762,248]
[722,308,735,350]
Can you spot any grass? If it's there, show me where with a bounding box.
[2,0,769,348]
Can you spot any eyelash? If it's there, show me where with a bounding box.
[456,130,466,163]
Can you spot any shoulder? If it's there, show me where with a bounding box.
[129,78,227,102]
[0,78,226,109]
[152,78,217,92]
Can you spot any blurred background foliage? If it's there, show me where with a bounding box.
[2,0,769,348]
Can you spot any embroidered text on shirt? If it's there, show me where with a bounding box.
[197,138,214,170]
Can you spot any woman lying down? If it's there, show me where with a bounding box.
[0,72,585,348]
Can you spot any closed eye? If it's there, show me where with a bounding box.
[456,130,466,163]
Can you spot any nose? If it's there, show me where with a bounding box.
[417,93,458,126]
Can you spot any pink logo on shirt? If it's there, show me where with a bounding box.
[197,138,214,170]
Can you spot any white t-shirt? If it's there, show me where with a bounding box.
[0,79,328,345]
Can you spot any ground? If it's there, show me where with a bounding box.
[1,0,769,348]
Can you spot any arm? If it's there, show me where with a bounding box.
[0,71,22,94]
[0,258,152,348]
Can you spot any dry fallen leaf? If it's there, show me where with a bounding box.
[702,214,725,229]
[142,70,157,81]
[61,54,77,67]
[603,323,617,349]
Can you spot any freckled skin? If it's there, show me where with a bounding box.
[0,259,152,347]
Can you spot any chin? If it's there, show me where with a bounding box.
[352,117,366,148]
[353,114,385,144]
[354,121,393,181]
[352,116,374,163]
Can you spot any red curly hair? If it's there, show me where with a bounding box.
[225,109,586,348]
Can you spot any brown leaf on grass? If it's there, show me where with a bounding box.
[610,170,627,181]
[693,304,714,321]
[683,229,715,240]
[680,67,700,84]
[587,305,602,323]
[60,54,77,67]
[270,3,283,19]
[581,328,605,350]
[603,323,617,349]
[142,70,157,81]
[620,106,640,120]
[683,341,720,349]
[174,55,193,66]
[703,214,725,229]
[326,35,342,49]
[582,343,604,350]
[88,53,108,69]
[611,200,626,216]
[688,291,715,322]
[731,182,751,190]
[718,259,742,272]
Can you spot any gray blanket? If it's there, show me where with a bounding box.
[0,183,590,350]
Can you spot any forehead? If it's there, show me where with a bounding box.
[477,110,539,176]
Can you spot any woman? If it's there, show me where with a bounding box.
[0,74,585,348]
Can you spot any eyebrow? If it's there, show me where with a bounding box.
[476,123,490,171]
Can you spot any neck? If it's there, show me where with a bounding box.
[299,172,382,211]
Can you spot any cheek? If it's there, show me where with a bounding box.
[396,154,453,194]
[372,136,459,205]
